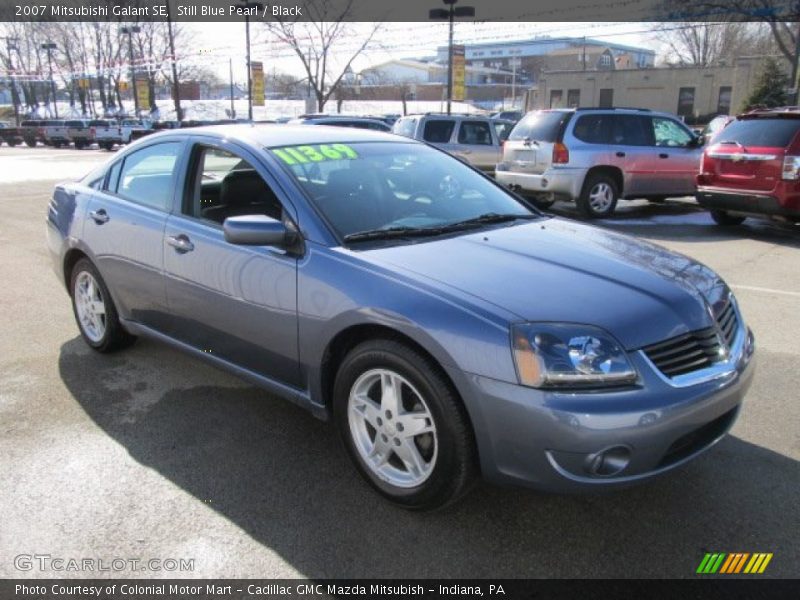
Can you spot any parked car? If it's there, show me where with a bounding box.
[20,119,46,147]
[41,120,70,147]
[496,108,704,216]
[696,108,800,225]
[392,113,504,174]
[698,115,734,146]
[289,115,391,132]
[493,118,517,143]
[92,118,150,149]
[47,124,755,509]
[66,119,93,149]
[491,110,523,122]
[0,121,23,146]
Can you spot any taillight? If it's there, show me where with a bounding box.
[552,142,569,164]
[782,155,800,180]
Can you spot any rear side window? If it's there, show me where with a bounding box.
[572,114,611,144]
[457,121,492,145]
[509,111,569,142]
[423,119,455,143]
[715,118,800,147]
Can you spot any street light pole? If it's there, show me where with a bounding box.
[239,0,263,121]
[41,42,58,118]
[166,2,183,121]
[229,58,236,118]
[429,0,474,116]
[120,26,141,115]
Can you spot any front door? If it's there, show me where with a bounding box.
[649,116,702,196]
[163,141,301,387]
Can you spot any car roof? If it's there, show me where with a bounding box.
[139,123,407,148]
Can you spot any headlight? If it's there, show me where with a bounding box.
[512,323,637,388]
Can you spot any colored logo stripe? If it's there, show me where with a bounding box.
[697,552,773,574]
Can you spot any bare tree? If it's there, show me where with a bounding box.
[262,0,381,111]
[653,22,753,66]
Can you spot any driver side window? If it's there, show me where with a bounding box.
[652,117,693,147]
[184,146,283,224]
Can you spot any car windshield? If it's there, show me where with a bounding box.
[269,141,536,242]
[715,118,800,147]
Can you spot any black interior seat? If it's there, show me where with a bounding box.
[318,168,386,234]
[202,170,282,223]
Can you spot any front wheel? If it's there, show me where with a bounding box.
[578,174,619,218]
[70,259,136,352]
[710,210,746,226]
[333,339,477,510]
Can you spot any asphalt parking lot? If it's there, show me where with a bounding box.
[0,145,798,579]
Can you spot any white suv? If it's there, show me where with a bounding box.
[496,108,703,217]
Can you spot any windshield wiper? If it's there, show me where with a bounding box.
[343,226,446,243]
[439,212,538,231]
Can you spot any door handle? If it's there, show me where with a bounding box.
[615,151,626,157]
[89,209,109,224]
[167,234,194,253]
[659,153,669,158]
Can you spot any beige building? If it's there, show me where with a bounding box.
[524,56,788,122]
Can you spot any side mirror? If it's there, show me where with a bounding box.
[223,215,293,247]
[692,135,705,147]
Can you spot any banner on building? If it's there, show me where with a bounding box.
[135,75,150,109]
[251,61,265,106]
[452,45,465,102]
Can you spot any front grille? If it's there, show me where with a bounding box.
[643,300,739,378]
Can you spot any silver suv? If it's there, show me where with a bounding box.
[496,108,703,217]
[392,113,504,174]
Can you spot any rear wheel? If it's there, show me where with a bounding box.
[710,210,746,226]
[578,173,619,218]
[333,339,477,510]
[70,259,136,352]
[25,139,36,147]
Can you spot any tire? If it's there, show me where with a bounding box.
[577,173,619,218]
[333,338,477,510]
[25,139,36,147]
[529,194,556,210]
[710,210,746,226]
[8,140,19,147]
[70,258,136,353]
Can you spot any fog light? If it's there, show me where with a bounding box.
[584,446,631,477]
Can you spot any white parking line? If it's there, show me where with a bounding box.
[731,284,800,298]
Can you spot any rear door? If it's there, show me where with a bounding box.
[82,140,186,331]
[703,117,800,192]
[604,114,659,197]
[451,119,499,171]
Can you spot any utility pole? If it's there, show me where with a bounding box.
[41,42,58,118]
[4,37,21,125]
[229,58,235,118]
[429,0,475,115]
[120,26,141,115]
[166,2,182,121]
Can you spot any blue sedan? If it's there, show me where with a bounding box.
[47,125,755,509]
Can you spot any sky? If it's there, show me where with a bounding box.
[190,21,664,85]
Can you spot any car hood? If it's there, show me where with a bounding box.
[357,218,727,350]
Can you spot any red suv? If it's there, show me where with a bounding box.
[696,109,800,225]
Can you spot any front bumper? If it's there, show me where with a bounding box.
[496,166,587,200]
[459,325,755,492]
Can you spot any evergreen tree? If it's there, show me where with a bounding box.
[742,57,789,110]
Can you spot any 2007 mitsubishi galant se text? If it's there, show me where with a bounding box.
[47,125,755,509]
